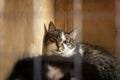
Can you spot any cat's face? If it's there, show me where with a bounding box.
[44,22,78,57]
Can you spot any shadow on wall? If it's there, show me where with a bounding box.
[0,0,54,80]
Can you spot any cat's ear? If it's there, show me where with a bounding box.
[69,29,78,40]
[48,21,56,32]
[44,24,47,33]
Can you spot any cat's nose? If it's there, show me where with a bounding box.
[56,49,61,52]
[59,46,64,51]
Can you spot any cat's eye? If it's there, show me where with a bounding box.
[50,38,56,42]
[63,40,67,44]
[67,43,72,47]
[63,40,72,47]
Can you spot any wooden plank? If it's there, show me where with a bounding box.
[55,0,66,30]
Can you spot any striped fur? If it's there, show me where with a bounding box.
[44,21,120,80]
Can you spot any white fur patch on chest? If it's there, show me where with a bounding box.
[47,65,63,80]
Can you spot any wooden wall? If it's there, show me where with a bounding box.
[115,0,120,59]
[55,0,66,30]
[55,0,116,54]
[83,0,116,54]
[55,0,74,32]
[0,0,54,79]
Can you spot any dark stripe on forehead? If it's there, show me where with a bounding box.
[53,30,63,38]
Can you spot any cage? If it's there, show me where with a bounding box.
[0,0,120,80]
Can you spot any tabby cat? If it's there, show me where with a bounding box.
[44,21,120,80]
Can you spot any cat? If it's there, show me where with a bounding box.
[7,55,74,80]
[44,21,120,80]
[8,21,120,80]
